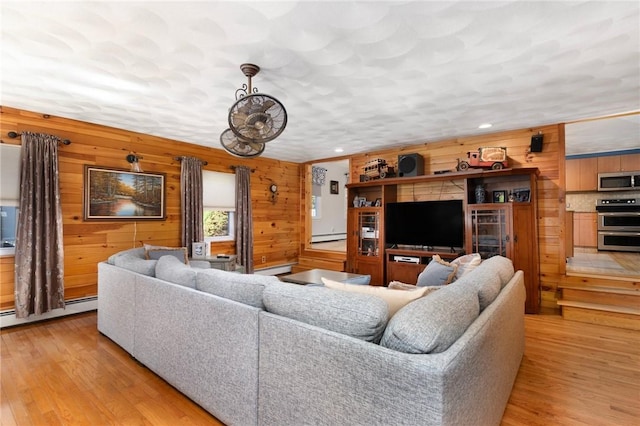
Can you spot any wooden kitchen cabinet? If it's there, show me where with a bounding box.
[565,211,574,258]
[566,157,598,191]
[597,153,640,173]
[620,153,640,171]
[573,212,597,248]
[597,155,622,173]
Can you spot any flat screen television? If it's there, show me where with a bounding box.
[385,200,464,249]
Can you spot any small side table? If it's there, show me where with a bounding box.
[190,255,241,272]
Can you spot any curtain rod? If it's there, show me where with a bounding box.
[173,156,208,166]
[230,165,256,172]
[7,131,71,145]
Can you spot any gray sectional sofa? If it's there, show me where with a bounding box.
[98,248,526,426]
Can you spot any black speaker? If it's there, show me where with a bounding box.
[530,134,543,152]
[398,153,424,177]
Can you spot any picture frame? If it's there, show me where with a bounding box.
[330,180,339,194]
[492,190,506,203]
[359,197,367,207]
[374,198,382,207]
[192,242,207,259]
[84,165,166,220]
[512,188,531,202]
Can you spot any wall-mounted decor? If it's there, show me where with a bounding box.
[84,166,166,220]
[330,180,339,194]
[493,190,506,203]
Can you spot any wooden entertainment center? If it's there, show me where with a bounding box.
[346,167,540,314]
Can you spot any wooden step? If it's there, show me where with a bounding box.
[561,286,640,310]
[291,256,346,273]
[557,301,640,331]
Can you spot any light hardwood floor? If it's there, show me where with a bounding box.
[1,312,639,425]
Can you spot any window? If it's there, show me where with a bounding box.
[311,195,321,219]
[0,144,21,255]
[203,170,236,242]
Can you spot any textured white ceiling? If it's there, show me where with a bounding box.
[1,1,639,162]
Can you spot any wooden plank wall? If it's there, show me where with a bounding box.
[349,124,566,313]
[0,106,301,311]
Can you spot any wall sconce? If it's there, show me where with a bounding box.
[126,153,143,172]
[269,183,278,204]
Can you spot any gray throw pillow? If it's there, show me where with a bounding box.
[145,246,189,264]
[416,256,458,287]
[380,284,479,354]
[155,255,197,289]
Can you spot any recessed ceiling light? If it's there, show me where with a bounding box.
[334,148,344,153]
[478,123,492,129]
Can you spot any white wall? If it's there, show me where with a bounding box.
[312,160,348,240]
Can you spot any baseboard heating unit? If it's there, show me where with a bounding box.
[0,296,98,328]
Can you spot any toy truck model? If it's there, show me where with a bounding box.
[361,158,395,181]
[457,147,508,171]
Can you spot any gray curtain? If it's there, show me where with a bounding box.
[235,166,254,273]
[14,132,65,318]
[180,157,204,256]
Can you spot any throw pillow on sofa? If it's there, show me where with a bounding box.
[144,244,189,264]
[322,277,431,317]
[155,255,197,289]
[416,255,458,287]
[263,282,388,343]
[380,283,480,354]
[451,253,482,280]
[389,281,442,295]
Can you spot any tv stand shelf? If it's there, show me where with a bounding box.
[386,249,459,285]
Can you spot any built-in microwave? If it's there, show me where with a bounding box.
[598,171,640,191]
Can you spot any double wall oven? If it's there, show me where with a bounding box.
[596,198,640,252]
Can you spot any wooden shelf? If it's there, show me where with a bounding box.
[346,167,540,189]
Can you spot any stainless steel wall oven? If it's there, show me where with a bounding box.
[596,198,640,252]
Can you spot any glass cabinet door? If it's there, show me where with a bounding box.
[469,206,511,258]
[357,210,380,257]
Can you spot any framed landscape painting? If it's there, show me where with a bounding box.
[84,166,166,220]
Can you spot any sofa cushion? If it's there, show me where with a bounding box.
[482,255,515,288]
[322,277,430,317]
[380,283,479,354]
[263,282,388,343]
[451,253,482,280]
[109,247,157,276]
[196,268,279,309]
[144,244,189,264]
[155,255,197,289]
[455,264,502,311]
[416,255,458,287]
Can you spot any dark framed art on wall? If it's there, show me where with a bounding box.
[83,166,166,220]
[330,180,339,194]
